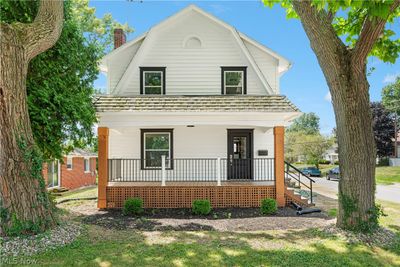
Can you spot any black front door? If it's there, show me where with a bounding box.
[227,129,253,180]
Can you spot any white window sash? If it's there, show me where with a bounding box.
[84,158,90,172]
[224,71,244,94]
[143,71,163,95]
[143,132,171,168]
[66,157,73,170]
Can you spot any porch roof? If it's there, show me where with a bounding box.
[94,95,300,113]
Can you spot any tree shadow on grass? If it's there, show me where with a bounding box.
[29,227,399,267]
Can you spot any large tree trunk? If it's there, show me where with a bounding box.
[0,0,63,235]
[329,61,376,229]
[291,0,391,230]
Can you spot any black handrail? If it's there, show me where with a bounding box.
[284,161,315,203]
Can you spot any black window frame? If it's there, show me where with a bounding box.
[140,129,174,170]
[221,66,247,95]
[140,67,166,95]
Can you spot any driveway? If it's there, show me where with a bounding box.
[313,178,400,204]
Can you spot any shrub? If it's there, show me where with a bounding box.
[334,160,340,165]
[192,199,211,215]
[318,159,331,165]
[260,198,277,215]
[377,157,389,166]
[123,198,143,215]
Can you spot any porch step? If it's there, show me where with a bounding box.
[285,188,314,207]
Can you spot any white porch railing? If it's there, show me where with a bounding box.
[108,157,275,185]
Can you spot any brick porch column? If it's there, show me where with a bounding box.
[274,126,285,207]
[98,127,109,209]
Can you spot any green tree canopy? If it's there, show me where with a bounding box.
[382,76,400,115]
[285,132,334,167]
[0,0,132,160]
[264,0,400,63]
[287,112,320,135]
[371,102,395,158]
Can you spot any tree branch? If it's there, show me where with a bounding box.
[22,0,64,60]
[292,0,347,79]
[352,0,400,70]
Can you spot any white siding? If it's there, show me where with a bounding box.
[108,125,274,181]
[107,40,143,93]
[244,40,279,93]
[120,11,268,95]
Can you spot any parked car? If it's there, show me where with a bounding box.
[327,167,340,180]
[301,167,321,177]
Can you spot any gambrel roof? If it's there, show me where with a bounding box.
[100,5,291,95]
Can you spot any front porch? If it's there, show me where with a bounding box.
[96,126,304,208]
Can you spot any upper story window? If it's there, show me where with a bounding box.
[221,67,247,95]
[140,67,166,95]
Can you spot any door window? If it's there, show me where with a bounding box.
[233,136,247,159]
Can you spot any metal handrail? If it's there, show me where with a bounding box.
[284,161,315,203]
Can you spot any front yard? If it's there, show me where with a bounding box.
[295,164,400,185]
[2,187,400,267]
[376,166,400,185]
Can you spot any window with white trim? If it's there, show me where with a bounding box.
[84,158,90,172]
[221,67,247,95]
[140,67,166,95]
[141,129,173,169]
[66,157,73,170]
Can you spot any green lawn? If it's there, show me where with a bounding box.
[5,200,399,267]
[55,186,97,201]
[376,166,400,185]
[295,164,400,185]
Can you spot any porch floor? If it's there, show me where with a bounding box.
[107,180,275,187]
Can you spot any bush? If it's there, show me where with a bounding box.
[123,198,143,215]
[377,157,389,166]
[334,160,339,165]
[318,159,331,165]
[192,199,211,215]
[260,198,277,215]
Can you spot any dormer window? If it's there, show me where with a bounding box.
[140,67,166,95]
[221,67,247,95]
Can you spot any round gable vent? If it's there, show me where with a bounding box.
[183,36,202,48]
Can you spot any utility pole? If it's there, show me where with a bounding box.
[395,113,398,158]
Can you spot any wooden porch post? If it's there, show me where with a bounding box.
[274,126,285,207]
[98,127,109,209]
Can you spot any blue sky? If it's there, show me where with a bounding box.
[90,1,400,134]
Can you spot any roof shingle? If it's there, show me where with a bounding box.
[94,95,300,113]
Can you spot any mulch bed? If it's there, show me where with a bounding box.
[78,204,333,231]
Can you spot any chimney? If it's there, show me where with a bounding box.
[114,28,126,49]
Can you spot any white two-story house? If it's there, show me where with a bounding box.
[95,5,311,209]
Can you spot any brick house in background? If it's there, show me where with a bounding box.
[43,149,97,190]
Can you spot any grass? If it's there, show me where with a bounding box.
[5,200,399,267]
[17,228,397,267]
[376,166,400,185]
[295,163,400,185]
[55,186,97,201]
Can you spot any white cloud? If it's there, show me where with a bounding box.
[383,73,399,84]
[324,91,332,102]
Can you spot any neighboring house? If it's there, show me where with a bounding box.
[94,5,307,209]
[43,149,97,190]
[323,144,338,164]
[389,132,400,166]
